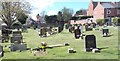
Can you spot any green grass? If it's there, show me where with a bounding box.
[0,26,119,59]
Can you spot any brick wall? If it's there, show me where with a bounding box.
[93,2,104,19]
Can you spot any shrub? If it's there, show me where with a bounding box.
[96,19,105,26]
[112,17,120,25]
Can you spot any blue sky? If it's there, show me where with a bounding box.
[27,0,119,20]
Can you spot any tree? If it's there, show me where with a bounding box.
[75,9,87,16]
[45,15,58,24]
[57,11,63,21]
[0,1,31,29]
[58,7,74,21]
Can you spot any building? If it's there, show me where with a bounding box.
[87,0,120,25]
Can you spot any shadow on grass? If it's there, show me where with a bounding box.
[98,47,109,50]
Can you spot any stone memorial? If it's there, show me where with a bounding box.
[69,26,75,33]
[102,28,109,37]
[85,24,93,31]
[11,31,23,43]
[85,35,96,52]
[40,28,47,37]
[74,27,81,39]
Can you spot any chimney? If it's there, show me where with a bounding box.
[112,2,117,4]
[98,1,101,5]
[90,0,93,3]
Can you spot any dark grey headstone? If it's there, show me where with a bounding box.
[74,29,81,39]
[85,35,96,52]
[102,28,109,36]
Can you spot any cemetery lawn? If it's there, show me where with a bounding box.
[1,26,119,59]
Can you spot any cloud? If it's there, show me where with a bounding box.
[27,0,56,20]
[47,10,58,16]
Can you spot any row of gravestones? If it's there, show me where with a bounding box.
[69,25,110,39]
[39,27,58,37]
[74,28,110,39]
[0,30,27,58]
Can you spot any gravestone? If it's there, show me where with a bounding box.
[10,36,23,43]
[0,36,3,43]
[74,28,81,39]
[22,25,27,32]
[10,43,27,52]
[85,24,93,31]
[69,26,75,33]
[85,35,96,52]
[0,45,4,57]
[40,28,47,37]
[12,31,22,36]
[102,28,109,37]
[11,31,23,43]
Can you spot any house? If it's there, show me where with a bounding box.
[87,0,120,25]
[87,0,98,16]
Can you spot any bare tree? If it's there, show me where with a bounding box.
[0,0,31,28]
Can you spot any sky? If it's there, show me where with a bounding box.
[26,0,119,20]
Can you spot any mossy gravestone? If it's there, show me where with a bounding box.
[85,35,96,52]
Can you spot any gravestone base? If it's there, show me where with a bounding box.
[10,43,27,52]
[103,33,109,37]
[92,48,100,53]
[84,48,92,52]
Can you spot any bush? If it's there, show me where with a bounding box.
[112,17,120,25]
[96,19,105,26]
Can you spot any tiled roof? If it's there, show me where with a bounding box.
[101,3,115,8]
[114,2,120,8]
[93,2,98,9]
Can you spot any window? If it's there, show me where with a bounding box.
[117,9,120,14]
[107,10,111,14]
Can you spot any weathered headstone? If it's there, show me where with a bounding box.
[85,24,93,31]
[11,31,23,43]
[0,45,4,57]
[102,28,109,37]
[85,35,96,52]
[12,31,22,36]
[69,26,75,33]
[40,28,47,37]
[10,36,23,43]
[74,28,81,39]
